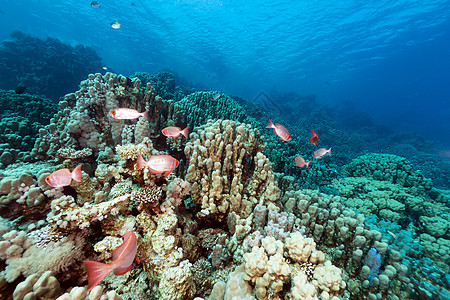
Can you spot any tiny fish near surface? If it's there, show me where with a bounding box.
[111,21,121,29]
[83,231,137,292]
[136,154,179,177]
[45,164,82,187]
[266,119,291,142]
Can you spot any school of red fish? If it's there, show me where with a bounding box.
[266,119,332,170]
[44,106,333,290]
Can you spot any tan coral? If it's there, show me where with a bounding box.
[184,119,279,219]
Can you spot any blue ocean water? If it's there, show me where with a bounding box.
[0,1,450,299]
[1,0,449,145]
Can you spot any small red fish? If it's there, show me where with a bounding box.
[136,154,179,177]
[83,231,137,292]
[309,129,319,146]
[294,156,311,169]
[109,108,149,120]
[312,147,332,159]
[45,164,82,187]
[266,119,291,142]
[162,126,189,139]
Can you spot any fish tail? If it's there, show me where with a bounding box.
[71,164,82,182]
[266,119,274,128]
[142,110,149,120]
[306,160,311,170]
[83,260,114,292]
[181,126,189,139]
[136,154,146,170]
[328,147,332,155]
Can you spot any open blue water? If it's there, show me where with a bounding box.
[1,0,449,145]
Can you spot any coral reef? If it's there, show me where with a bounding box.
[0,71,448,300]
[0,90,58,167]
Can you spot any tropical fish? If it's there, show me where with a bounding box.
[109,108,149,120]
[83,231,137,292]
[309,129,319,146]
[387,230,398,240]
[312,147,332,159]
[136,154,179,177]
[111,21,121,29]
[14,85,27,94]
[294,156,310,169]
[266,119,291,142]
[91,1,101,8]
[212,93,221,101]
[45,165,82,187]
[162,126,189,139]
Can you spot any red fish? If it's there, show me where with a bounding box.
[109,108,149,120]
[312,147,332,159]
[309,129,319,146]
[266,119,291,142]
[45,165,82,187]
[162,126,189,139]
[136,154,179,177]
[83,231,137,292]
[294,156,311,169]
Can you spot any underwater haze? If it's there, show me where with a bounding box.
[1,0,449,145]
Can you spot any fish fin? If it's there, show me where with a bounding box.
[142,110,149,120]
[266,119,274,128]
[328,147,332,155]
[114,264,132,276]
[136,154,146,170]
[306,160,311,170]
[71,164,82,182]
[181,126,189,139]
[136,255,140,264]
[83,260,114,292]
[164,170,172,177]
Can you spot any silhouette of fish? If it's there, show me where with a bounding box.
[91,1,101,8]
[14,85,27,94]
